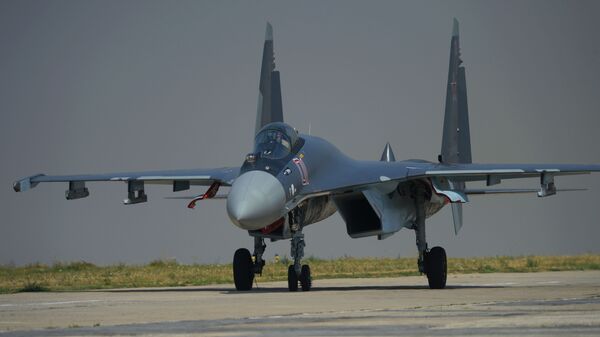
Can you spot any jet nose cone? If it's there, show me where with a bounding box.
[226,171,286,230]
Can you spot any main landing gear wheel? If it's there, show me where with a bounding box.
[287,265,298,291]
[233,248,254,291]
[425,246,447,289]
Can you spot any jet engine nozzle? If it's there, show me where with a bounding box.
[226,170,286,230]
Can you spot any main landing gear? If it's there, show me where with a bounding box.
[233,237,266,291]
[233,248,254,291]
[413,184,447,289]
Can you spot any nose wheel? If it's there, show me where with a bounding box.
[300,265,312,291]
[288,264,312,291]
[287,265,298,291]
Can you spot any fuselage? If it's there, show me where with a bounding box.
[226,122,340,232]
[226,122,448,236]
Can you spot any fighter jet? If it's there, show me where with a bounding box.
[13,20,600,291]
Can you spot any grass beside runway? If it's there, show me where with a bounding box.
[1,254,599,294]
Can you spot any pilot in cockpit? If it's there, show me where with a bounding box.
[255,123,297,159]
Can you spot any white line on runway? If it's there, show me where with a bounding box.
[0,300,102,307]
[453,282,518,287]
[536,280,561,285]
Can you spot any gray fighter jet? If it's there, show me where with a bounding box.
[13,20,600,291]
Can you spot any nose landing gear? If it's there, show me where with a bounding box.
[288,207,312,291]
[287,231,311,291]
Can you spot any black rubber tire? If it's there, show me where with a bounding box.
[233,248,254,291]
[288,265,298,291]
[299,265,312,291]
[425,246,447,289]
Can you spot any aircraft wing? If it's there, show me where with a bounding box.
[291,159,599,235]
[417,162,600,197]
[13,167,239,202]
[300,160,600,197]
[411,163,600,180]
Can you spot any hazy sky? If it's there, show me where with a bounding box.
[2,1,599,266]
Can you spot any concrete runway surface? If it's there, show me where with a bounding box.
[1,270,599,336]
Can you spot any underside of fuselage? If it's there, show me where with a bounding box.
[244,190,446,242]
[333,180,447,239]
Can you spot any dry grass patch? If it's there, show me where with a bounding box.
[1,255,598,294]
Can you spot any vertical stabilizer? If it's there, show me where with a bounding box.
[255,22,284,135]
[440,19,470,234]
[440,18,472,164]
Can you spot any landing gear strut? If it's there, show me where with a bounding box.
[288,208,311,291]
[233,237,267,291]
[253,237,266,275]
[412,184,447,289]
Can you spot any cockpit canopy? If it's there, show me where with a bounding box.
[254,122,299,159]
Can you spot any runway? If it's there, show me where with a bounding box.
[1,270,599,336]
